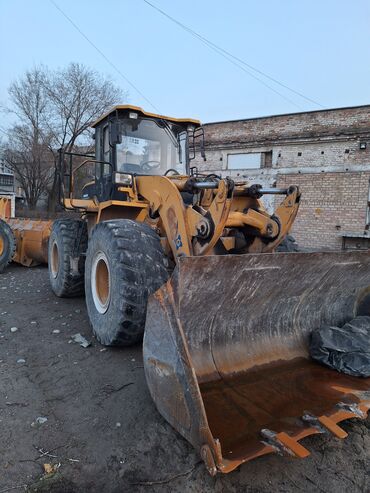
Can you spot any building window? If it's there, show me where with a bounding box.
[227,153,261,170]
[0,161,12,175]
[298,152,302,157]
[0,175,14,187]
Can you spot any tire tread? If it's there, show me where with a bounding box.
[85,219,169,346]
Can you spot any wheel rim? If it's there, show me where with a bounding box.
[50,240,59,279]
[0,235,4,257]
[91,251,110,314]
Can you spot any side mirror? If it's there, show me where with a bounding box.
[110,122,122,145]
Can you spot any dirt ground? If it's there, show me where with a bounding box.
[0,264,369,493]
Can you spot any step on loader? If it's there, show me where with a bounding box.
[2,105,370,474]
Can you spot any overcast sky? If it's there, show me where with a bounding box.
[1,0,369,127]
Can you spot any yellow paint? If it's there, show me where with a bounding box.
[91,104,201,127]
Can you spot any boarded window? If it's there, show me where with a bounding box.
[263,151,273,168]
[228,153,261,170]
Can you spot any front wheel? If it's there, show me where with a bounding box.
[85,220,169,346]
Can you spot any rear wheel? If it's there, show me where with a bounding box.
[85,219,169,346]
[48,219,88,297]
[0,219,15,273]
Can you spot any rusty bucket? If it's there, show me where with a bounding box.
[143,251,370,474]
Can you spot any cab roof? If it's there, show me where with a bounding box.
[91,104,201,128]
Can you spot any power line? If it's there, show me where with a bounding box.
[170,25,303,110]
[49,0,160,112]
[143,0,324,109]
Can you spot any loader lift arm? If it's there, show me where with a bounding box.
[136,175,300,259]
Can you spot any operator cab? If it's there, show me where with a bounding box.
[90,105,203,202]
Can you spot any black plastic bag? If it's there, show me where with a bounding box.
[310,316,370,377]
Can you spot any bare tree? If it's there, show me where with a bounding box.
[3,63,124,210]
[43,62,124,151]
[43,63,124,211]
[3,68,54,208]
[3,125,54,208]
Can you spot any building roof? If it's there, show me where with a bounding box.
[204,104,370,126]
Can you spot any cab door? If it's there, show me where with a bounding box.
[95,125,113,202]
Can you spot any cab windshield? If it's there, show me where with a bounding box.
[116,118,187,175]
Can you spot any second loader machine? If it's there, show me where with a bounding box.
[2,105,370,474]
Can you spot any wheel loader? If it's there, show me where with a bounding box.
[1,105,370,475]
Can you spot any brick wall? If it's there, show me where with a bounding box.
[276,172,370,250]
[194,139,370,174]
[192,105,370,251]
[202,105,370,146]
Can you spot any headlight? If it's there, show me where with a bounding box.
[114,173,132,186]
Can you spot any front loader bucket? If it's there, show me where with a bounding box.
[6,218,52,267]
[143,251,370,474]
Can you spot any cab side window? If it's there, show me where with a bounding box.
[96,125,112,179]
[103,126,110,163]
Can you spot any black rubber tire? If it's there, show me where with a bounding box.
[276,234,299,252]
[48,219,88,297]
[85,219,169,346]
[0,219,16,273]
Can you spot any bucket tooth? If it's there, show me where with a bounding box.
[337,402,367,419]
[276,432,311,458]
[317,416,348,438]
[302,412,348,438]
[261,429,310,458]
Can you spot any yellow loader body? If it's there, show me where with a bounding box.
[2,106,370,475]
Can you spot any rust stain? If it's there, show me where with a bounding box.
[199,358,370,463]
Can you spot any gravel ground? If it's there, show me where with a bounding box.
[0,264,369,493]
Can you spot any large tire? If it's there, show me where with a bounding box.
[0,219,15,273]
[85,219,169,346]
[48,219,88,297]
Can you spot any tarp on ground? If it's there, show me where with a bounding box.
[310,316,370,377]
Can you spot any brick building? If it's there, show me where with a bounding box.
[0,155,16,217]
[193,104,370,250]
[0,155,14,195]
